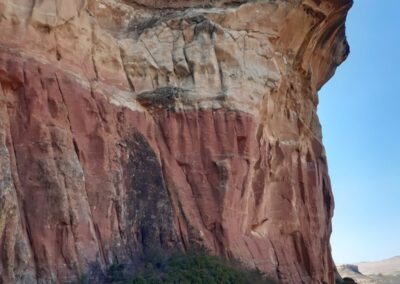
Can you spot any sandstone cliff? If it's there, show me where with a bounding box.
[0,0,351,283]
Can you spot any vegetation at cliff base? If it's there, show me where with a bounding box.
[338,277,356,284]
[103,252,276,284]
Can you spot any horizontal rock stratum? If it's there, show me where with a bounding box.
[0,0,352,283]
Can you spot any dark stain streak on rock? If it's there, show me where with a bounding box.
[124,129,179,253]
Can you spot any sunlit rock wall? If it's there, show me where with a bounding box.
[0,0,351,283]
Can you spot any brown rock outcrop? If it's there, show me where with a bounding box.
[0,0,351,283]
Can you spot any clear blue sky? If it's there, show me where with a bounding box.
[318,0,400,264]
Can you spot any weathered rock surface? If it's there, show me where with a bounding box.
[0,0,351,283]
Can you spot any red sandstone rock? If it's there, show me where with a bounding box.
[0,0,352,283]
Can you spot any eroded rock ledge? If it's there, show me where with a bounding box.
[0,0,351,283]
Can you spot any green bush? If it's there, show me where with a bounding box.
[341,277,356,284]
[130,253,276,284]
[106,263,125,282]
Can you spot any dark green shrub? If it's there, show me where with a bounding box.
[106,263,125,282]
[131,253,276,284]
[342,277,357,284]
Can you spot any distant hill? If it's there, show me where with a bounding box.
[357,256,400,276]
[336,264,376,284]
[337,256,400,284]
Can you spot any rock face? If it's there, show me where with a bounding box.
[0,0,351,283]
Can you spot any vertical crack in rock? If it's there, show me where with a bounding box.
[0,82,34,283]
[55,74,80,164]
[119,47,136,93]
[8,72,40,283]
[269,238,282,281]
[55,73,105,270]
